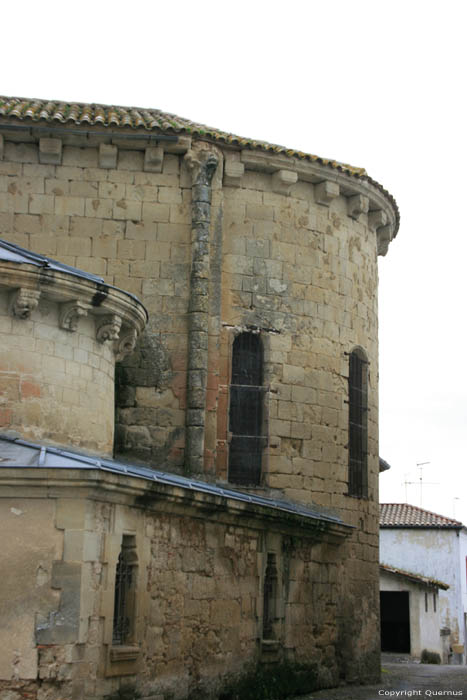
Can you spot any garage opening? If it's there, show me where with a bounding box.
[380,591,411,653]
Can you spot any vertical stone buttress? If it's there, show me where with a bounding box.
[184,148,219,473]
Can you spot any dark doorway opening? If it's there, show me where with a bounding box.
[380,591,411,653]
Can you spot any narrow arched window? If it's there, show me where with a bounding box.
[262,553,278,640]
[348,348,368,498]
[228,332,264,486]
[112,535,137,645]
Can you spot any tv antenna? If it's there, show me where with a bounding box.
[402,461,439,507]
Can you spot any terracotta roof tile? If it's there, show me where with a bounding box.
[380,563,449,590]
[0,96,400,237]
[380,503,463,528]
[0,96,367,177]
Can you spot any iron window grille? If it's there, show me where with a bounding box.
[228,332,267,486]
[263,553,278,640]
[112,535,137,645]
[348,349,368,498]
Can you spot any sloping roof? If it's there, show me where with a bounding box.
[0,237,104,283]
[380,503,463,529]
[380,563,449,590]
[0,96,366,176]
[0,238,147,316]
[0,434,350,531]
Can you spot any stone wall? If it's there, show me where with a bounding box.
[0,468,350,700]
[0,291,116,454]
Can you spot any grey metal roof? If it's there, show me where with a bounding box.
[0,239,147,316]
[0,435,346,527]
[0,238,104,283]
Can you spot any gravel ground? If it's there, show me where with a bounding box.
[296,656,467,699]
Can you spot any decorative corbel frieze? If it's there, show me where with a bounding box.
[96,314,122,343]
[368,209,387,232]
[59,300,89,332]
[377,225,393,257]
[271,169,298,196]
[315,180,339,206]
[347,194,369,220]
[0,134,4,161]
[144,145,164,173]
[223,159,245,188]
[114,327,138,362]
[99,144,118,169]
[9,288,41,319]
[39,138,62,165]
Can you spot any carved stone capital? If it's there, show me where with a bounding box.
[315,180,339,206]
[96,314,122,343]
[60,301,90,332]
[347,194,369,220]
[184,147,219,187]
[9,288,41,319]
[114,327,138,362]
[272,169,298,196]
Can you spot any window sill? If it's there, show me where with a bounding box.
[109,645,140,663]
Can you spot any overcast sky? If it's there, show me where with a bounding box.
[4,1,466,523]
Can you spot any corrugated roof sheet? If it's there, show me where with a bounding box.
[380,503,463,529]
[0,435,348,528]
[380,563,449,590]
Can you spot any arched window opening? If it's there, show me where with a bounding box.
[348,349,368,498]
[228,332,265,486]
[263,553,278,640]
[112,535,137,645]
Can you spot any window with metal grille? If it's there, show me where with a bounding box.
[348,349,368,498]
[228,332,266,486]
[263,553,278,640]
[112,535,137,645]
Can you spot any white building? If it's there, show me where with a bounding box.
[380,503,467,664]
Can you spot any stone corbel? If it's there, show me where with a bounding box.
[368,209,387,232]
[59,300,90,332]
[164,135,192,154]
[9,288,41,319]
[114,327,138,362]
[347,194,369,220]
[39,138,62,165]
[96,314,122,343]
[377,225,393,256]
[272,169,298,196]
[315,180,339,206]
[223,159,245,188]
[144,145,164,173]
[0,134,4,160]
[99,144,118,169]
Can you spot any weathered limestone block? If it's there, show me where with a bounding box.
[271,169,298,196]
[144,146,164,173]
[315,180,339,206]
[99,144,118,169]
[39,138,62,165]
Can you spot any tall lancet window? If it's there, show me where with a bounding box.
[228,332,265,486]
[112,535,137,645]
[348,348,368,498]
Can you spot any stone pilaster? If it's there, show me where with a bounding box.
[184,147,219,474]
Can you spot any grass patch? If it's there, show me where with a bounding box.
[218,661,319,700]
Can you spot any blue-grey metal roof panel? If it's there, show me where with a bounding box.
[0,435,346,527]
[0,239,147,316]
